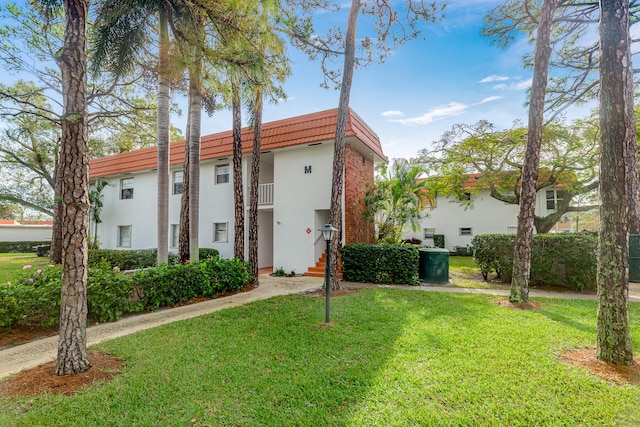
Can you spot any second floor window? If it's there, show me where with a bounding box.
[120,178,134,199]
[216,164,230,184]
[546,189,564,211]
[173,171,184,195]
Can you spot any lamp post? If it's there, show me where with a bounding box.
[320,223,338,324]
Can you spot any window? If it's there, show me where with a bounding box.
[213,222,228,242]
[120,177,134,199]
[173,171,183,195]
[424,227,436,239]
[546,189,564,211]
[506,226,517,234]
[117,225,132,247]
[216,164,230,184]
[459,227,473,236]
[170,224,179,248]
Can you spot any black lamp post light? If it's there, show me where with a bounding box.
[319,223,338,324]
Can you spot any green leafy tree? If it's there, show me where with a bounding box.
[419,119,599,234]
[363,159,429,244]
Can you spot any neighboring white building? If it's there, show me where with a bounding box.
[404,173,573,250]
[89,108,386,274]
[0,220,53,242]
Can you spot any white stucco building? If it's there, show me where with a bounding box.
[0,220,53,242]
[89,109,386,274]
[404,174,573,250]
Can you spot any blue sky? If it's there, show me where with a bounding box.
[196,0,541,160]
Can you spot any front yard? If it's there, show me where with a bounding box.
[1,289,639,426]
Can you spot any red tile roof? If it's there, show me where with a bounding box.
[90,108,385,179]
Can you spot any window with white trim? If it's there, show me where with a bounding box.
[120,177,134,199]
[173,171,183,195]
[216,164,230,184]
[170,224,179,248]
[546,189,564,211]
[213,222,228,242]
[459,227,473,236]
[117,225,132,247]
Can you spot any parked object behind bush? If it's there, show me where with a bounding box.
[0,241,51,253]
[340,244,419,285]
[472,233,597,290]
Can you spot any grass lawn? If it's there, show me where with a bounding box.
[2,289,639,426]
[0,253,50,284]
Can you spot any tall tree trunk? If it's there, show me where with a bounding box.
[50,161,63,263]
[188,65,202,263]
[232,81,244,260]
[156,9,171,265]
[510,0,557,304]
[177,95,191,264]
[596,0,634,365]
[55,0,91,376]
[329,0,360,290]
[249,89,263,285]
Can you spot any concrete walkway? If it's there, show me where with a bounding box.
[0,274,323,379]
[2,274,640,379]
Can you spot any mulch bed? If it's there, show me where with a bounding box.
[560,349,640,386]
[0,349,124,397]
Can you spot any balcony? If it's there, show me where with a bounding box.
[259,183,274,205]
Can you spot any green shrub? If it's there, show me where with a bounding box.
[0,241,51,253]
[199,258,252,294]
[340,244,419,285]
[471,234,597,290]
[88,249,157,270]
[452,246,473,256]
[0,264,62,329]
[87,263,143,323]
[198,248,220,260]
[133,258,251,310]
[433,234,445,249]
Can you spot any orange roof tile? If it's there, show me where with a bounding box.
[90,108,385,179]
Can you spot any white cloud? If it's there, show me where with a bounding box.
[478,96,502,104]
[392,103,468,125]
[512,79,532,90]
[381,110,404,118]
[479,75,509,83]
[391,96,502,126]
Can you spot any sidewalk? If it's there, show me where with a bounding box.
[2,275,639,379]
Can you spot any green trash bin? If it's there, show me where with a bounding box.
[418,248,450,284]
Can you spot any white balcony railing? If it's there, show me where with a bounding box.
[259,183,274,205]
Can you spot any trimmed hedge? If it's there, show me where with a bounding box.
[0,241,50,253]
[472,233,597,291]
[0,257,249,330]
[433,234,445,249]
[88,248,220,270]
[340,244,419,285]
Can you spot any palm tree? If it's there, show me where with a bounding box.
[89,180,108,249]
[93,0,184,265]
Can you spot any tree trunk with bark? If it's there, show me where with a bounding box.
[156,9,171,265]
[248,89,263,285]
[187,66,201,264]
[177,97,191,264]
[50,161,63,263]
[596,0,634,365]
[232,82,244,260]
[510,0,558,304]
[329,0,360,291]
[55,0,91,376]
